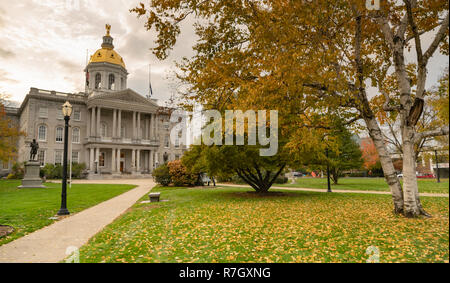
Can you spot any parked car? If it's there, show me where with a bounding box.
[293,172,303,177]
[397,173,403,178]
[417,174,434,179]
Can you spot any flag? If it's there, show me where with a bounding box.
[149,64,153,97]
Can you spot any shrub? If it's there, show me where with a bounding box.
[167,160,197,187]
[42,164,63,179]
[71,163,87,179]
[274,175,288,184]
[6,162,24,179]
[153,163,171,186]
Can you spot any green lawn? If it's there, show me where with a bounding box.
[78,186,449,263]
[276,177,449,194]
[0,180,135,246]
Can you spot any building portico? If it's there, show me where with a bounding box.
[84,89,167,179]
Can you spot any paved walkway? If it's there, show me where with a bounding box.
[218,183,449,198]
[0,179,155,263]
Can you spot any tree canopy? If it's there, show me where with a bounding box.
[132,0,449,217]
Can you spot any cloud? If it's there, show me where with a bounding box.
[0,0,447,107]
[0,47,15,58]
[0,70,19,84]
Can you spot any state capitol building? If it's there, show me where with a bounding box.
[1,25,186,179]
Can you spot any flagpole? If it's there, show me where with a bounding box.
[148,63,153,98]
[85,49,89,94]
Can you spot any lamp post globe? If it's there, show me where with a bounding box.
[57,101,72,216]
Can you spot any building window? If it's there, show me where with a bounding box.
[55,150,63,165]
[99,152,105,167]
[121,77,124,89]
[56,109,63,120]
[39,107,48,118]
[38,125,47,141]
[120,126,125,138]
[72,127,80,143]
[73,109,81,121]
[2,161,9,170]
[72,151,79,164]
[164,135,170,148]
[101,123,107,137]
[55,127,64,143]
[95,73,101,89]
[108,74,115,90]
[175,155,180,160]
[37,150,45,166]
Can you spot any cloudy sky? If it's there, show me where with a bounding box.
[0,0,197,105]
[0,0,448,107]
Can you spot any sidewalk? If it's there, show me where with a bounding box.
[0,179,154,263]
[218,183,449,198]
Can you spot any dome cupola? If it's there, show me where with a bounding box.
[85,24,128,93]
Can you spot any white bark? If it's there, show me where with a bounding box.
[401,126,421,217]
[374,6,450,217]
[364,116,404,213]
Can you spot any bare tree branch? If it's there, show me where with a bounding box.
[423,13,449,63]
[414,127,450,143]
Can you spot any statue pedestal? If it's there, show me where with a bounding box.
[18,161,46,189]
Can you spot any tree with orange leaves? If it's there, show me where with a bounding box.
[360,138,380,171]
[0,95,23,164]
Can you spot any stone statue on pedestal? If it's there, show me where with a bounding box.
[30,139,39,161]
[18,139,46,189]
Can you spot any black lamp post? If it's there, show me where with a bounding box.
[57,101,72,216]
[326,148,332,193]
[434,150,440,183]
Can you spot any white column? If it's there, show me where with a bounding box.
[131,149,136,171]
[85,149,89,170]
[132,112,136,139]
[150,114,154,139]
[87,108,91,138]
[149,150,154,172]
[96,148,100,166]
[90,107,96,136]
[137,149,141,172]
[144,151,148,172]
[118,110,122,138]
[97,107,101,137]
[137,112,141,140]
[117,148,121,173]
[145,117,149,140]
[154,114,159,139]
[111,148,116,172]
[90,148,94,172]
[112,109,117,138]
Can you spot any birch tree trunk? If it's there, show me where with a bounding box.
[402,125,432,217]
[364,115,404,214]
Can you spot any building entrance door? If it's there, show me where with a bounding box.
[120,152,125,173]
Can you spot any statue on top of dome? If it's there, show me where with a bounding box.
[106,24,111,36]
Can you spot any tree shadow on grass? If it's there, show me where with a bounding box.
[219,190,323,200]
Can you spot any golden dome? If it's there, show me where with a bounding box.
[89,48,126,69]
[88,25,126,69]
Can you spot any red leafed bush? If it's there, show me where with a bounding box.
[167,160,197,187]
